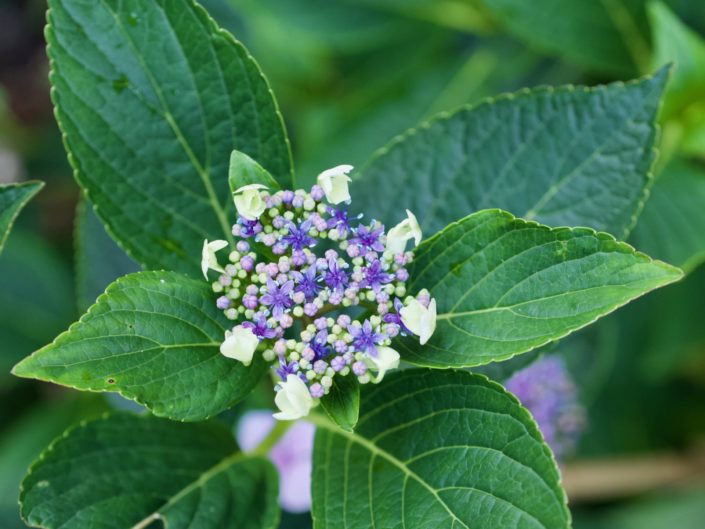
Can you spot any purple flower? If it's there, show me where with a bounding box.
[325,259,349,292]
[326,206,353,235]
[309,329,330,360]
[242,313,277,339]
[349,320,385,357]
[237,218,262,238]
[283,219,316,251]
[292,266,322,302]
[361,259,394,291]
[260,278,294,319]
[349,222,385,253]
[505,356,586,460]
[275,356,300,380]
[216,296,231,310]
[237,411,314,513]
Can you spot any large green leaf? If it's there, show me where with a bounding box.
[311,369,570,529]
[12,271,267,421]
[352,69,667,239]
[75,200,139,312]
[47,0,292,275]
[480,0,650,74]
[630,158,705,273]
[399,209,682,368]
[20,413,279,529]
[0,181,43,255]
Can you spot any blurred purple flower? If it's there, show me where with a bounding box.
[237,410,315,513]
[504,356,586,460]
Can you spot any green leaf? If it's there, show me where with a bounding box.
[12,271,267,421]
[648,1,705,118]
[20,413,279,529]
[630,158,705,273]
[479,0,650,74]
[229,149,281,192]
[352,69,668,240]
[75,200,139,312]
[319,372,360,432]
[0,181,43,255]
[47,0,292,275]
[399,209,682,368]
[0,396,108,529]
[311,369,569,529]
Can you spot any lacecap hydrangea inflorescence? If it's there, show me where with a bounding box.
[202,160,437,421]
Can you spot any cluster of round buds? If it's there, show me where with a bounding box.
[202,164,437,421]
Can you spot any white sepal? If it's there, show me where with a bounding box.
[400,296,437,345]
[220,325,259,366]
[386,209,422,254]
[201,239,228,279]
[317,165,353,204]
[368,346,400,383]
[234,183,268,220]
[273,374,315,421]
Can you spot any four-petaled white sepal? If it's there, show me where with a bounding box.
[220,325,259,366]
[273,374,315,421]
[201,239,228,279]
[400,295,437,345]
[234,183,268,220]
[369,346,400,383]
[317,165,353,205]
[386,209,422,254]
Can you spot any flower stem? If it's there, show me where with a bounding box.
[252,417,292,456]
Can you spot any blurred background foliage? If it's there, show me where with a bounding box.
[1,0,705,527]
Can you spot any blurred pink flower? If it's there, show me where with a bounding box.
[237,410,315,512]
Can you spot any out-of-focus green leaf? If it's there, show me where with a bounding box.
[47,0,293,275]
[20,413,279,529]
[480,0,650,74]
[0,181,43,254]
[75,200,139,312]
[400,209,682,368]
[0,396,108,529]
[352,69,668,239]
[13,271,267,421]
[573,486,705,529]
[312,370,570,529]
[630,158,705,273]
[0,231,74,382]
[649,1,705,118]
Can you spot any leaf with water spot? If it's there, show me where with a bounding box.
[20,413,279,529]
[47,0,292,275]
[312,369,570,529]
[398,209,682,368]
[13,271,267,421]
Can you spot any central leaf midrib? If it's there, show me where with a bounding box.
[95,0,233,244]
[313,416,496,529]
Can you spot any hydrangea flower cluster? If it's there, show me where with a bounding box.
[505,356,586,460]
[202,164,437,421]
